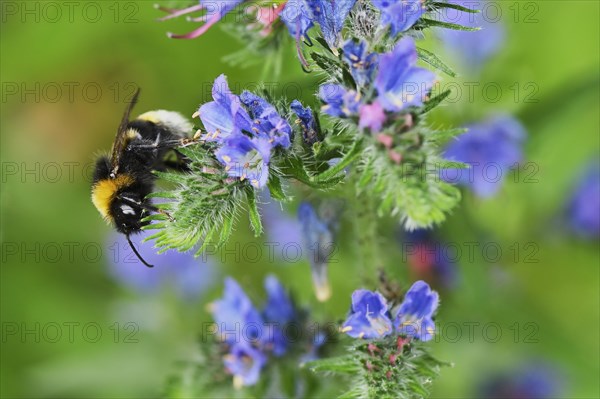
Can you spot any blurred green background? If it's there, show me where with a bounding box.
[1,1,598,398]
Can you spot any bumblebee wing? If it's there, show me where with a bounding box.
[110,88,141,174]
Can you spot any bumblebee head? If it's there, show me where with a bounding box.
[91,156,149,235]
[110,192,150,235]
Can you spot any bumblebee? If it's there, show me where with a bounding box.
[91,89,195,267]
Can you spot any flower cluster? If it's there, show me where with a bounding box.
[342,280,439,341]
[321,36,436,135]
[195,74,292,188]
[209,275,321,387]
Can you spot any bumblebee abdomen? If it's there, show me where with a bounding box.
[136,110,193,138]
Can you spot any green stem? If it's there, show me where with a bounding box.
[352,190,383,287]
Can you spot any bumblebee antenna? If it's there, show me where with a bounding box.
[126,234,154,268]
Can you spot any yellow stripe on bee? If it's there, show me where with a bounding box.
[91,174,134,222]
[126,128,141,140]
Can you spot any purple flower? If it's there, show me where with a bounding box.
[375,36,436,111]
[280,0,315,42]
[566,159,600,238]
[197,75,252,143]
[319,83,361,117]
[373,0,426,35]
[438,0,505,71]
[106,230,215,300]
[299,202,334,301]
[263,275,295,325]
[309,0,357,50]
[394,280,438,341]
[158,1,245,40]
[341,289,393,339]
[262,275,296,356]
[224,342,267,388]
[359,100,386,132]
[443,115,526,198]
[290,100,319,145]
[210,277,264,345]
[342,39,379,87]
[240,91,292,149]
[215,134,273,188]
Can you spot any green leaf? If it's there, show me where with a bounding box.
[245,186,263,237]
[431,2,480,13]
[420,18,481,31]
[416,47,456,77]
[267,173,288,201]
[420,89,451,114]
[306,356,361,374]
[283,156,346,189]
[426,127,467,143]
[219,212,235,245]
[315,139,362,181]
[311,52,339,73]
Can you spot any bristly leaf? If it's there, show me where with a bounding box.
[421,90,452,114]
[420,18,481,31]
[267,173,288,201]
[245,186,263,237]
[305,355,362,374]
[426,127,467,144]
[417,47,457,77]
[315,139,363,181]
[144,144,244,254]
[309,338,449,399]
[431,1,480,13]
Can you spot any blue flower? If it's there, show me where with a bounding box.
[319,83,361,117]
[263,275,295,325]
[280,0,315,42]
[309,0,357,50]
[215,134,273,188]
[443,115,526,198]
[393,280,438,341]
[290,100,319,145]
[210,277,264,345]
[223,342,267,388]
[106,229,215,301]
[342,39,379,87]
[566,159,600,238]
[159,1,245,40]
[240,91,292,149]
[341,289,393,339]
[197,75,252,143]
[298,202,335,301]
[438,0,505,71]
[373,0,426,35]
[262,275,296,356]
[374,37,436,111]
